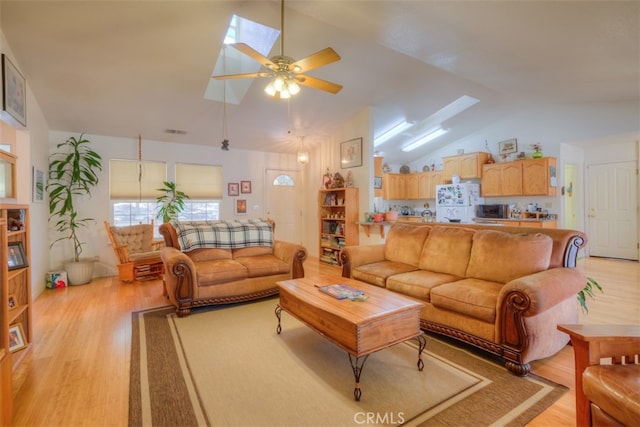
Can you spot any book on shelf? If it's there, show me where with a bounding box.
[317,283,366,300]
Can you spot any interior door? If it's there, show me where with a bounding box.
[264,169,301,244]
[586,161,638,260]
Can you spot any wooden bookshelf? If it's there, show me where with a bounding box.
[318,187,359,266]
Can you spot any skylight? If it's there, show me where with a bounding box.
[204,14,280,105]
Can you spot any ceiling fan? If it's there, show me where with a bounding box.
[212,0,343,99]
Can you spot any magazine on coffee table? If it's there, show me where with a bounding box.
[317,283,366,300]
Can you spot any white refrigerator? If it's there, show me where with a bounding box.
[435,183,484,223]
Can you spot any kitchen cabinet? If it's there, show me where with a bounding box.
[318,187,359,265]
[374,156,383,198]
[481,162,523,196]
[383,171,444,200]
[443,152,490,181]
[481,157,557,197]
[383,173,405,200]
[522,157,557,196]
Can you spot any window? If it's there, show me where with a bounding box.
[273,174,294,186]
[110,161,224,230]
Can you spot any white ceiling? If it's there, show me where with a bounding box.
[2,1,638,164]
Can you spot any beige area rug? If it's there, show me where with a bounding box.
[130,298,566,426]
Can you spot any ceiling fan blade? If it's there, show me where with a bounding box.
[229,43,276,69]
[212,72,271,80]
[290,47,341,73]
[295,74,343,94]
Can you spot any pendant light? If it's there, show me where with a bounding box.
[297,135,309,164]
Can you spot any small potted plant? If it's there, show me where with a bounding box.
[156,181,190,223]
[47,133,103,285]
[531,143,543,158]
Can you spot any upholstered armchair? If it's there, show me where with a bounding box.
[558,324,640,427]
[104,220,164,282]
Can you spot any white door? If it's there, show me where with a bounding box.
[586,161,638,260]
[264,169,301,244]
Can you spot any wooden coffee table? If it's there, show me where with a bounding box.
[275,274,426,401]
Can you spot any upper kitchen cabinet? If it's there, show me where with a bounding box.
[481,162,523,197]
[481,157,557,197]
[383,171,444,200]
[522,157,557,196]
[443,152,491,181]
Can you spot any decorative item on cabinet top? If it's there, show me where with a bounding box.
[399,165,410,174]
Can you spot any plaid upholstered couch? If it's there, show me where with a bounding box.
[159,219,307,317]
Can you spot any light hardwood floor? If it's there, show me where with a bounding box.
[10,256,640,426]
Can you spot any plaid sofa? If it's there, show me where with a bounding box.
[159,219,307,317]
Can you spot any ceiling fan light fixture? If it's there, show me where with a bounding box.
[287,80,300,95]
[264,81,277,96]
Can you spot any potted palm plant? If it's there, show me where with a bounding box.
[156,181,189,223]
[47,133,103,285]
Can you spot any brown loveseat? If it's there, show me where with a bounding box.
[341,222,587,376]
[159,219,307,317]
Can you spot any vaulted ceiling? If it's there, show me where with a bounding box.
[2,1,638,164]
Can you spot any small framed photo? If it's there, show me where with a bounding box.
[498,138,518,155]
[374,176,382,189]
[340,137,363,168]
[235,199,247,215]
[32,166,45,203]
[8,241,28,270]
[228,182,239,197]
[2,54,27,127]
[9,323,27,352]
[241,180,252,194]
[8,294,17,310]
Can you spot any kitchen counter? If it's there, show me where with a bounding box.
[473,218,558,228]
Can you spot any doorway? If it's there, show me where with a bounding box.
[586,160,638,260]
[264,169,302,244]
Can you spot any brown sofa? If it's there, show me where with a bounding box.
[341,222,587,376]
[159,219,307,316]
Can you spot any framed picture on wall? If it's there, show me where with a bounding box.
[498,138,518,155]
[340,137,362,168]
[241,180,251,194]
[235,199,247,215]
[228,182,239,196]
[32,166,45,202]
[2,54,26,126]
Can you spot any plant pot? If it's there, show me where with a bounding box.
[372,213,384,222]
[65,260,95,285]
[532,151,543,159]
[384,211,398,221]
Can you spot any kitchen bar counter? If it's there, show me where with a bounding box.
[473,218,558,228]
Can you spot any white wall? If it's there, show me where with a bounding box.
[47,131,303,277]
[1,33,52,300]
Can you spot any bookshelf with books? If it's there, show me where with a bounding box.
[0,205,32,370]
[318,187,359,265]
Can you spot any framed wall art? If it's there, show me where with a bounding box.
[241,180,251,194]
[32,166,45,202]
[9,323,26,352]
[235,199,247,215]
[498,138,518,155]
[2,54,26,126]
[340,137,362,168]
[228,182,239,196]
[8,241,28,270]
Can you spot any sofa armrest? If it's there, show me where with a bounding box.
[340,244,386,278]
[499,268,586,316]
[273,240,308,278]
[161,247,197,316]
